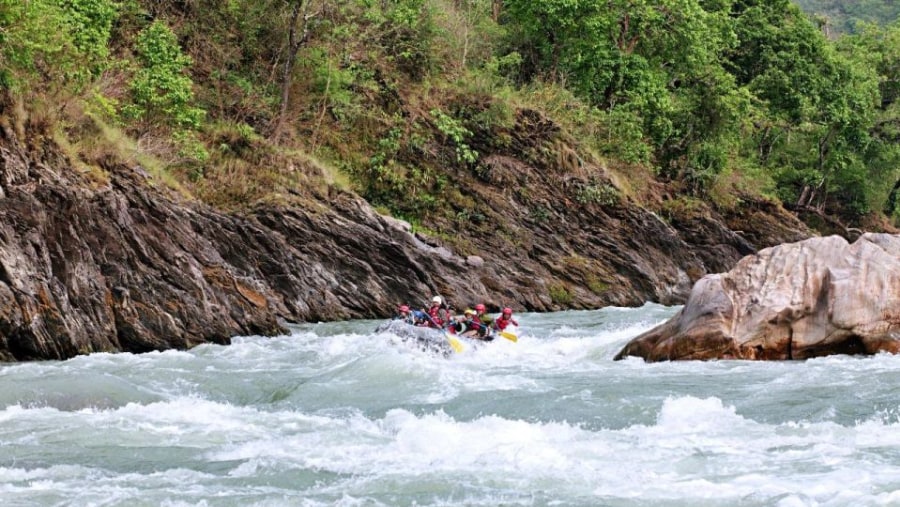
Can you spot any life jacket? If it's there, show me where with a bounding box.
[464,316,487,337]
[427,306,444,327]
[495,315,517,330]
[448,319,465,334]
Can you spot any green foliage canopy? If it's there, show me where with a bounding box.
[502,0,750,189]
[0,0,116,93]
[3,0,900,226]
[727,0,881,216]
[123,20,205,130]
[502,0,893,219]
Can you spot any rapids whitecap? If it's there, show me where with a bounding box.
[3,303,900,506]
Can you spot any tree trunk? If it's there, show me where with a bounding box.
[272,0,313,140]
[492,0,502,21]
[886,178,900,216]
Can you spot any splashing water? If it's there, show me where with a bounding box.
[3,303,900,506]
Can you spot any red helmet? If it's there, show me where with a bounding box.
[502,307,512,315]
[475,304,486,312]
[399,305,410,313]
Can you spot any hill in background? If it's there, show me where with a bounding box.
[4,0,900,236]
[795,0,900,35]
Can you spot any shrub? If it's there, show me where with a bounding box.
[57,0,118,81]
[574,179,620,206]
[431,108,478,165]
[122,20,205,130]
[548,282,572,305]
[0,0,116,94]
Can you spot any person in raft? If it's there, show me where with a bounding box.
[473,303,494,329]
[493,307,518,331]
[447,308,494,341]
[424,295,451,328]
[394,304,411,321]
[394,304,428,326]
[454,309,493,340]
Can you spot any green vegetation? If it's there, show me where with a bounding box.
[124,20,205,131]
[0,0,116,93]
[548,282,573,305]
[794,0,900,35]
[2,0,900,228]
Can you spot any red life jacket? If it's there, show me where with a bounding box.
[495,315,517,330]
[427,306,444,327]
[465,316,486,336]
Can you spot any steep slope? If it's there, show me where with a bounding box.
[0,106,811,361]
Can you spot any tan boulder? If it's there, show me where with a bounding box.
[615,234,900,361]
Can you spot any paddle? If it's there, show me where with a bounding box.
[424,313,464,353]
[498,330,518,342]
[492,313,519,342]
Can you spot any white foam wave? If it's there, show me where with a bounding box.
[5,307,900,505]
[3,391,900,505]
[191,402,900,504]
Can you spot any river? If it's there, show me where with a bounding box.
[2,303,899,506]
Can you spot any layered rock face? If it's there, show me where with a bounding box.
[615,234,900,361]
[0,113,809,361]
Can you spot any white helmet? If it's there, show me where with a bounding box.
[431,296,442,304]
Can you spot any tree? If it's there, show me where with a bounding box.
[0,0,116,95]
[491,0,502,21]
[838,21,900,220]
[503,0,746,190]
[727,0,881,218]
[272,0,321,140]
[124,20,205,130]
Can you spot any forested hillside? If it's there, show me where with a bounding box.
[3,0,900,234]
[794,0,900,35]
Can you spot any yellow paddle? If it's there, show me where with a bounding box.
[446,332,465,353]
[473,319,517,343]
[425,313,464,353]
[498,330,518,342]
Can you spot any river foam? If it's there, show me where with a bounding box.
[3,305,900,506]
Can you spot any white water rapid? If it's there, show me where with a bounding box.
[2,303,900,506]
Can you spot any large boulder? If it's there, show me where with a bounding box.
[615,234,900,361]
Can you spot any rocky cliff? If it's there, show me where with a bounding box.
[0,109,812,361]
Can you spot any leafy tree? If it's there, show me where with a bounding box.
[55,0,118,80]
[0,0,116,94]
[364,0,437,79]
[727,0,880,218]
[123,20,205,130]
[502,0,747,191]
[273,0,321,139]
[838,21,900,219]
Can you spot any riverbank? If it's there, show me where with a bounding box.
[0,116,816,361]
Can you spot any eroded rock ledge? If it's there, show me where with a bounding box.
[615,234,900,361]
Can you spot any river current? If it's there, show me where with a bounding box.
[2,303,900,506]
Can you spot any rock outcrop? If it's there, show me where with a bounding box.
[0,110,811,361]
[615,234,900,361]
